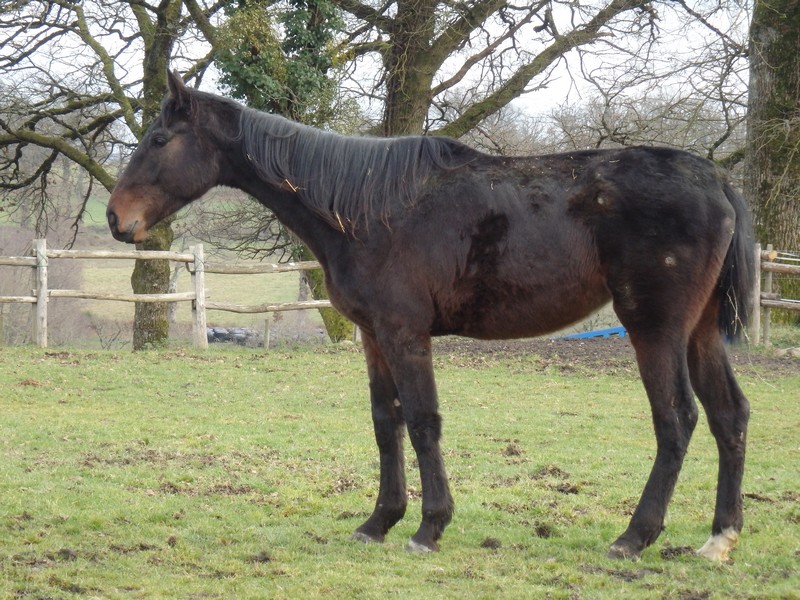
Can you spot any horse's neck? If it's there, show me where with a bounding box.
[214,112,348,268]
[230,162,341,270]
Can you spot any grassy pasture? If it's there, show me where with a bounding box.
[0,343,798,599]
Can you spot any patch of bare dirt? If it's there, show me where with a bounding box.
[432,336,800,379]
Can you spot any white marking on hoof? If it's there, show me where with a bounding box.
[406,539,435,553]
[607,543,641,561]
[697,527,739,562]
[351,531,381,544]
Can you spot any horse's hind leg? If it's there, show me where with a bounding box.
[608,333,699,559]
[688,308,749,562]
[352,333,408,543]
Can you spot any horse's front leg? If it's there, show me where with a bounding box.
[377,328,453,552]
[352,333,408,543]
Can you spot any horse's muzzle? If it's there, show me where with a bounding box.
[107,208,140,244]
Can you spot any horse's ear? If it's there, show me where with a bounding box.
[166,70,191,112]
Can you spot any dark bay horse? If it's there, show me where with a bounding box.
[107,71,754,561]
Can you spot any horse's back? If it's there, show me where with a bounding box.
[341,146,740,340]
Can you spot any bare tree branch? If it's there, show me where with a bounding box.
[435,0,648,138]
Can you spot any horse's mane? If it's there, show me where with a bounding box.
[234,105,480,233]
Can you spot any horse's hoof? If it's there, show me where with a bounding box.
[351,531,383,544]
[697,528,738,562]
[607,542,641,561]
[406,538,438,553]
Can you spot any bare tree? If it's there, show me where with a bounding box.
[334,0,673,136]
[413,0,750,168]
[558,0,748,157]
[0,0,228,349]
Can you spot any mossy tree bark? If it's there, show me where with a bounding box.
[131,218,176,349]
[744,0,800,321]
[381,0,440,135]
[130,0,182,350]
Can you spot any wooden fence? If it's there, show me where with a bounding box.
[1,239,797,348]
[752,243,800,345]
[0,239,330,349]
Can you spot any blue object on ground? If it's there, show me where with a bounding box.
[556,326,627,340]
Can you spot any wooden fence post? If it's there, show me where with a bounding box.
[33,239,48,348]
[264,314,272,350]
[751,243,761,345]
[190,244,208,350]
[763,244,773,346]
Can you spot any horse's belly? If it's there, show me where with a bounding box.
[433,279,612,340]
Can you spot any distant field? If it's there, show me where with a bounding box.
[79,256,310,329]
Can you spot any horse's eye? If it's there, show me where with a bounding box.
[152,135,168,148]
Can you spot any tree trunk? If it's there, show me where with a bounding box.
[131,218,175,349]
[744,0,800,321]
[130,0,181,349]
[382,0,438,135]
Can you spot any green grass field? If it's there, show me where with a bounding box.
[0,344,798,598]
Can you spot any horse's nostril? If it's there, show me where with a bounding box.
[107,209,118,230]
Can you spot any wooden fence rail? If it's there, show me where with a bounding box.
[752,243,800,345]
[1,240,797,348]
[0,239,331,349]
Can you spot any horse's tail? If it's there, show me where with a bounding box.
[718,181,756,341]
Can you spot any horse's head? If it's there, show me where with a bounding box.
[107,71,221,243]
